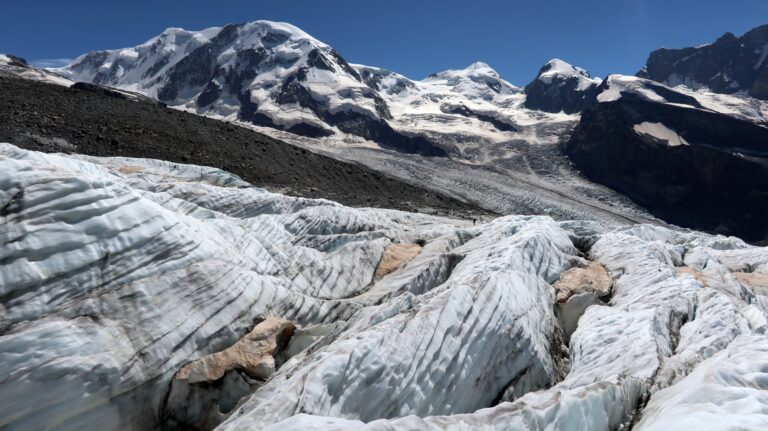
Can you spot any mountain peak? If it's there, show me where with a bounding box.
[537,59,592,82]
[422,61,519,95]
[523,59,600,114]
[465,61,495,72]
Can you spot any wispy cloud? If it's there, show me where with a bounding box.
[30,58,73,68]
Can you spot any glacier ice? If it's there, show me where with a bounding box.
[1,144,767,430]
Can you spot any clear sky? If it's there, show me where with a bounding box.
[3,0,767,85]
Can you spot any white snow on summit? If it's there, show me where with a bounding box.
[54,21,384,133]
[351,61,578,162]
[597,75,667,103]
[50,23,583,163]
[537,58,599,90]
[597,74,768,124]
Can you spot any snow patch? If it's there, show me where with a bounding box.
[598,75,667,103]
[755,43,768,70]
[633,122,689,146]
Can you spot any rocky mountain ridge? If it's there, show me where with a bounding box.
[51,21,586,160]
[638,24,768,100]
[566,74,768,242]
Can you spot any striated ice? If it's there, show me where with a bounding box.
[1,144,767,430]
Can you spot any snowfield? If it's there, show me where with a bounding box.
[2,144,768,430]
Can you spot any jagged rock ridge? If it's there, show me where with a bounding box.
[638,24,768,99]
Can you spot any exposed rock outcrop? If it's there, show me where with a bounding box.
[565,75,768,242]
[373,243,422,280]
[553,261,613,341]
[553,261,613,303]
[638,25,768,100]
[676,266,708,287]
[176,317,295,383]
[163,318,295,430]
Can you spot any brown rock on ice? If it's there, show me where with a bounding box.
[176,317,295,383]
[374,243,422,280]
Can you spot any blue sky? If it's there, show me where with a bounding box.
[3,0,766,85]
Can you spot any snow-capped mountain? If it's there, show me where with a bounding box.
[638,24,768,100]
[524,58,601,113]
[6,16,768,431]
[352,60,582,161]
[37,20,768,244]
[53,21,587,161]
[55,21,444,156]
[49,21,768,155]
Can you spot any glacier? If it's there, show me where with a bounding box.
[1,143,768,430]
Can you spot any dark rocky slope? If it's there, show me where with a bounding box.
[565,92,768,242]
[0,75,486,218]
[638,24,768,99]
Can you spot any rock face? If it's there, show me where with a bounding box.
[2,144,768,430]
[524,59,601,113]
[553,261,612,304]
[565,75,768,242]
[638,24,768,99]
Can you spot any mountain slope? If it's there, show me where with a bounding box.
[0,70,659,228]
[566,74,768,242]
[0,73,483,217]
[638,25,768,99]
[354,61,581,161]
[46,21,768,242]
[53,22,588,162]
